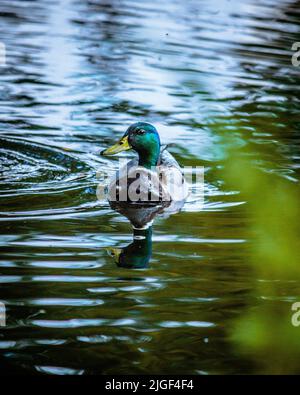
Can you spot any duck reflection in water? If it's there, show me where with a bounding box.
[108,226,153,269]
[108,202,175,269]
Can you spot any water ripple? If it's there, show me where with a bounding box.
[0,0,299,375]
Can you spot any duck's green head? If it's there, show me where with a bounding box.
[101,122,161,169]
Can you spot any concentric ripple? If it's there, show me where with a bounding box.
[0,136,90,187]
[0,135,104,219]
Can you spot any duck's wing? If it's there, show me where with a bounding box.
[158,148,189,203]
[159,148,182,170]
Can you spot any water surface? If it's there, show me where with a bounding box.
[0,0,300,374]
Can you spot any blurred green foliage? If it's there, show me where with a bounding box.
[222,142,300,374]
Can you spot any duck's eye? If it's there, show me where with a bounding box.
[136,129,145,135]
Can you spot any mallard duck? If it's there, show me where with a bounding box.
[108,226,152,269]
[100,122,188,220]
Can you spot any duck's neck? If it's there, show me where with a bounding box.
[138,148,160,169]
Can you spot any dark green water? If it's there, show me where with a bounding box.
[0,0,300,375]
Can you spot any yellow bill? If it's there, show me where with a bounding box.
[106,247,122,263]
[101,135,131,156]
